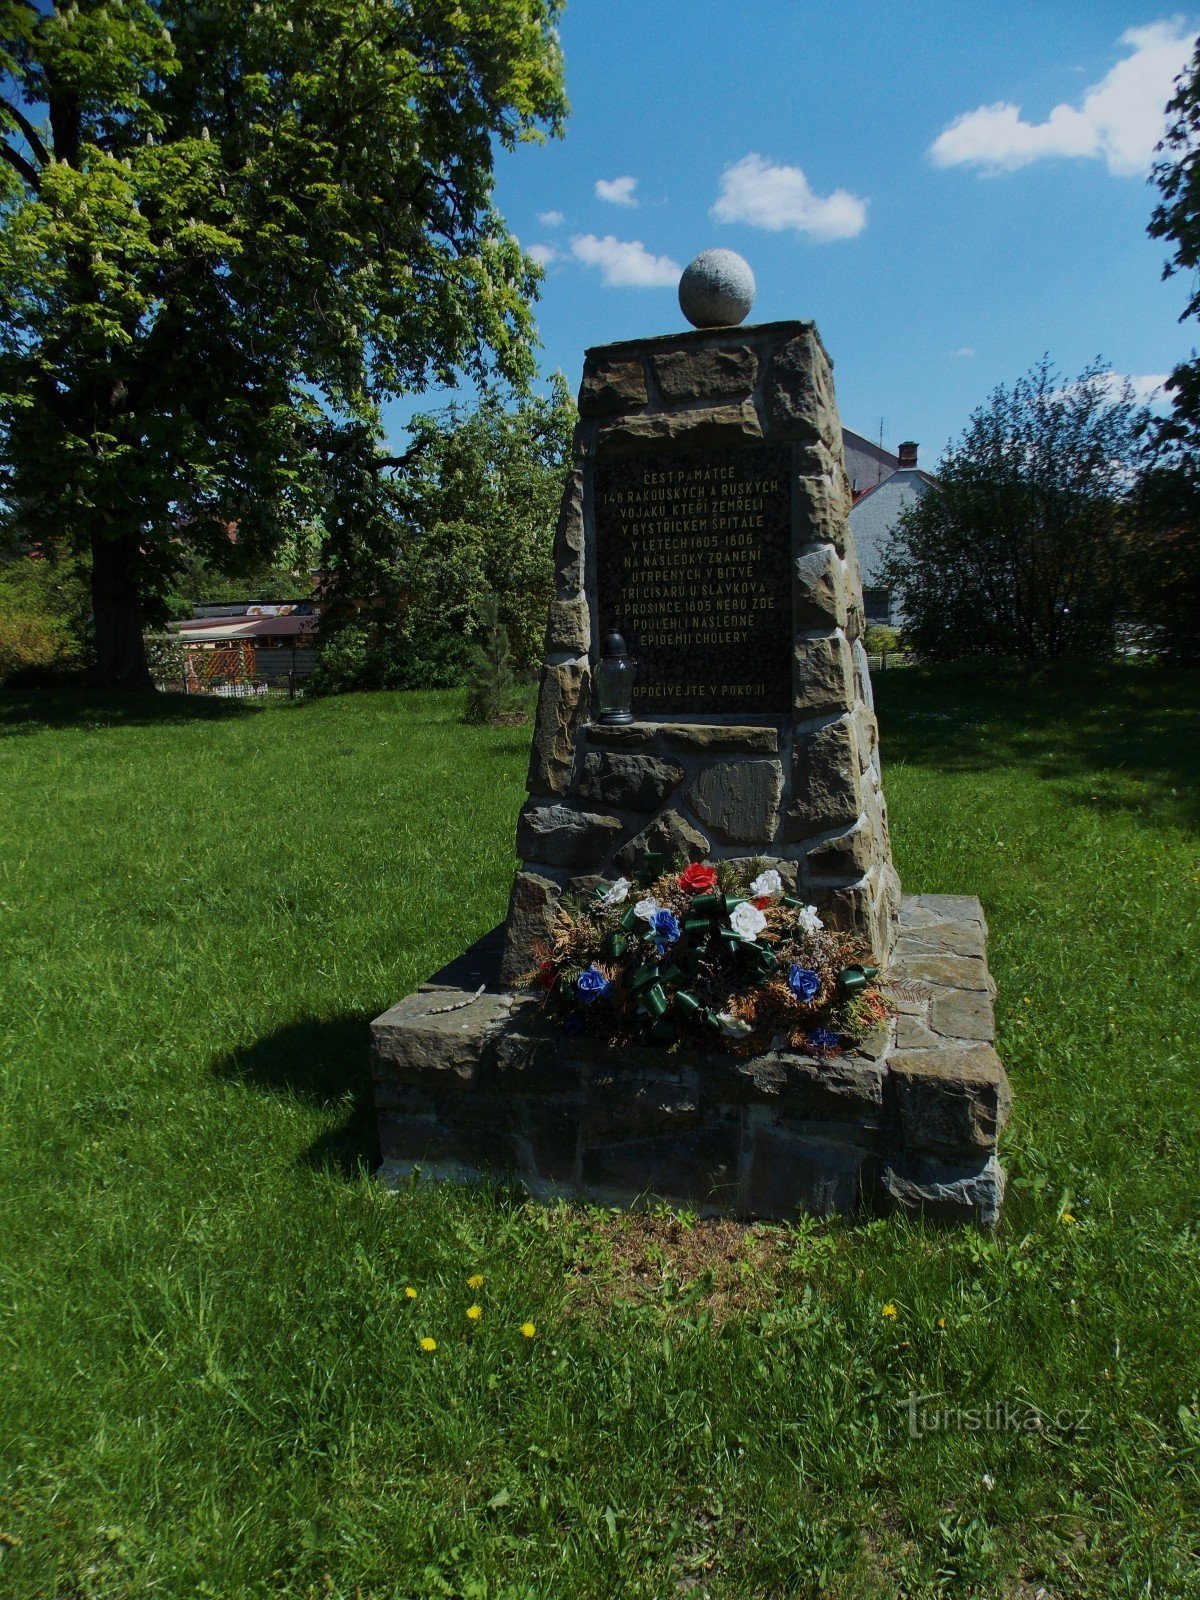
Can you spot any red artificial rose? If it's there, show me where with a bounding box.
[754,896,772,911]
[678,862,718,894]
[537,961,558,990]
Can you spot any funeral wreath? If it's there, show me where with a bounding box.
[527,855,891,1056]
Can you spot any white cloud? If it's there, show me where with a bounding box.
[710,153,868,241]
[1050,370,1171,407]
[528,243,561,267]
[538,210,564,227]
[930,20,1196,178]
[1125,371,1170,404]
[595,175,639,207]
[570,233,680,288]
[952,346,977,358]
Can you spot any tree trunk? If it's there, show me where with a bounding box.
[89,528,154,690]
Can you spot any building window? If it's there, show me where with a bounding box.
[864,586,892,624]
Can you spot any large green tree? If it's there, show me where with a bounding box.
[0,0,565,687]
[882,357,1147,663]
[1143,31,1200,660]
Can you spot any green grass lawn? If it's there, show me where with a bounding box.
[1,666,1198,1599]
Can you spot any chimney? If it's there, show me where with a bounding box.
[898,440,918,469]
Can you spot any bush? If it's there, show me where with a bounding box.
[864,624,903,656]
[0,551,90,686]
[463,593,518,724]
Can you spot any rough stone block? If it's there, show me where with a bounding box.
[380,1102,523,1176]
[494,1023,581,1094]
[527,662,590,797]
[615,809,710,871]
[793,632,854,719]
[596,402,762,455]
[516,1094,582,1183]
[929,987,996,1044]
[702,1050,884,1122]
[372,984,511,1092]
[876,1154,1006,1230]
[544,595,590,656]
[744,1123,867,1218]
[890,1045,1011,1157]
[516,803,626,870]
[794,544,848,630]
[687,759,784,844]
[891,953,993,994]
[762,327,840,447]
[582,1122,741,1209]
[787,715,863,837]
[651,344,758,403]
[659,724,780,754]
[585,1070,700,1143]
[579,356,648,417]
[852,638,875,716]
[552,466,585,597]
[577,751,684,812]
[499,872,561,985]
[805,814,877,881]
[794,475,847,555]
[820,878,873,945]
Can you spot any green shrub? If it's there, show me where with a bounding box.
[864,623,903,656]
[463,592,519,724]
[0,551,90,686]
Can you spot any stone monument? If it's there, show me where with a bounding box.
[371,253,1010,1226]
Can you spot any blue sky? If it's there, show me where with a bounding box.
[385,2,1200,466]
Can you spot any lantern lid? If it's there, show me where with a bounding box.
[601,631,629,658]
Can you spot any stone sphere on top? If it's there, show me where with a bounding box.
[678,249,756,328]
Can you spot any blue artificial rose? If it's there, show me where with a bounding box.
[650,909,681,948]
[788,964,821,1003]
[805,1026,841,1053]
[575,964,613,1005]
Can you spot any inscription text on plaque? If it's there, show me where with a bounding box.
[594,443,792,715]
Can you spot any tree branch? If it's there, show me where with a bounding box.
[1,98,50,167]
[0,137,40,191]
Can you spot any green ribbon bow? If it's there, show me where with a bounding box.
[839,964,880,997]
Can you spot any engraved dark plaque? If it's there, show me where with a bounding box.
[594,442,792,715]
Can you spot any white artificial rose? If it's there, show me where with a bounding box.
[633,896,660,923]
[599,876,631,908]
[749,868,783,901]
[715,1011,753,1038]
[795,904,824,937]
[729,901,767,942]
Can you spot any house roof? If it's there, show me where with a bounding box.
[170,614,319,643]
[851,466,939,509]
[842,428,899,495]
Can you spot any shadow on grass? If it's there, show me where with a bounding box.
[214,1014,381,1178]
[0,688,291,734]
[876,663,1200,831]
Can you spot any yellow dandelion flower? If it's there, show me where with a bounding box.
[467,1273,485,1289]
[937,1317,946,1329]
[520,1321,536,1338]
[882,1303,899,1320]
[1060,1210,1077,1225]
[404,1287,418,1300]
[419,1337,436,1352]
[466,1304,483,1321]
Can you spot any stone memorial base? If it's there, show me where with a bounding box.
[371,894,1009,1228]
